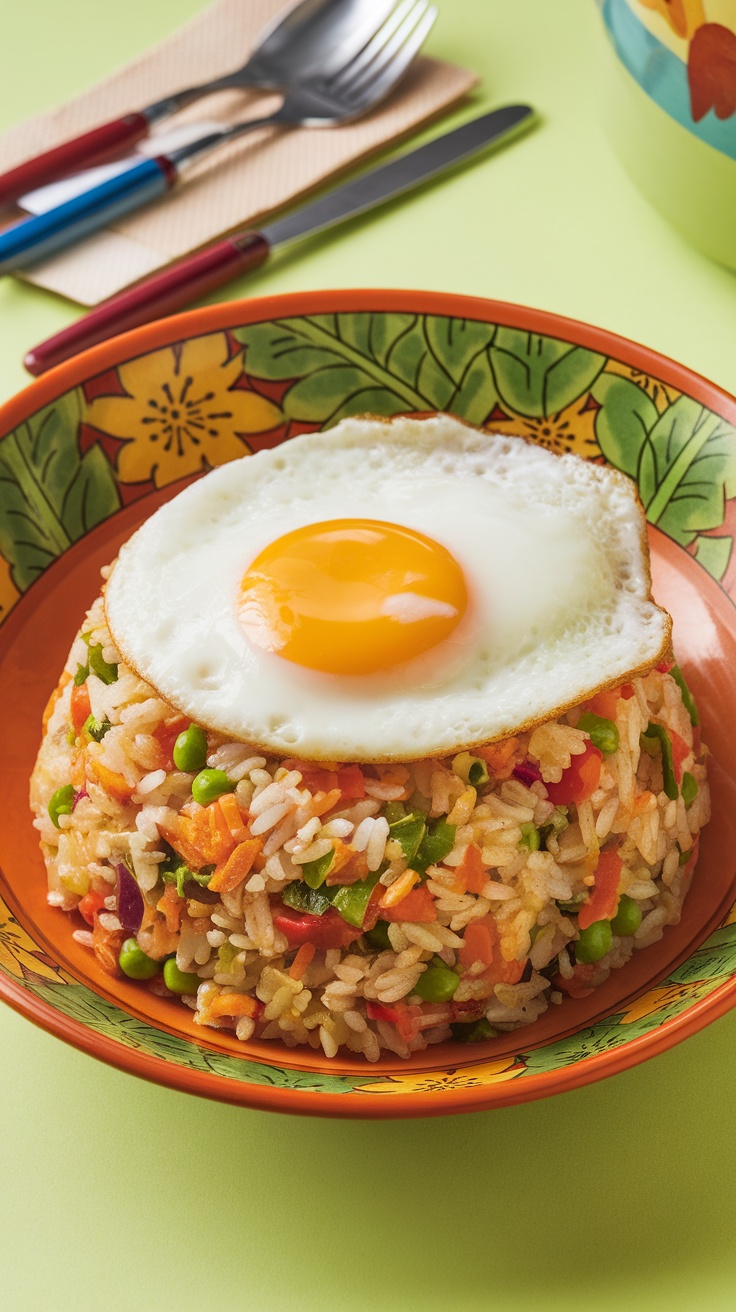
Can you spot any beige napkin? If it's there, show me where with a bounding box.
[0,0,477,306]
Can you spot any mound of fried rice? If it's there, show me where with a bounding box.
[30,593,710,1062]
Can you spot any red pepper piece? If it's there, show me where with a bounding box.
[77,890,106,925]
[336,765,366,798]
[366,999,422,1043]
[545,740,603,807]
[669,728,690,784]
[272,905,363,951]
[578,850,623,930]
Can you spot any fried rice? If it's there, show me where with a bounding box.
[30,592,710,1061]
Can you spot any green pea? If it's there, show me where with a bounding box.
[450,1017,498,1043]
[610,894,642,937]
[163,957,200,995]
[119,938,160,980]
[414,963,460,1002]
[681,771,698,808]
[575,919,612,964]
[172,724,208,772]
[191,768,234,805]
[577,712,619,756]
[519,821,540,852]
[48,784,75,828]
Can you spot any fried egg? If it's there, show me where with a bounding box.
[104,414,671,760]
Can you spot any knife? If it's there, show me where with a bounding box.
[23,104,535,377]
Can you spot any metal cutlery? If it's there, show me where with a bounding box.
[0,0,438,276]
[0,0,399,209]
[24,106,536,375]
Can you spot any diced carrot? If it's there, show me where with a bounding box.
[77,890,106,926]
[378,883,436,924]
[474,738,519,777]
[208,993,261,1019]
[459,919,496,972]
[91,914,125,977]
[300,768,339,794]
[633,789,655,815]
[88,757,134,802]
[310,787,342,818]
[289,942,316,981]
[152,715,189,770]
[586,687,620,720]
[218,792,250,842]
[325,848,369,887]
[70,681,92,734]
[336,765,366,798]
[208,837,263,893]
[157,881,184,933]
[452,843,487,895]
[163,801,237,867]
[670,728,690,784]
[380,868,419,909]
[578,850,623,930]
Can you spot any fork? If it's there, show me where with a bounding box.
[0,0,400,209]
[0,0,437,276]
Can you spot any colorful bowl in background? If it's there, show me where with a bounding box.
[599,0,736,269]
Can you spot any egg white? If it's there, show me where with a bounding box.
[104,414,671,760]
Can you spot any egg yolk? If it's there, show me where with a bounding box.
[238,519,468,675]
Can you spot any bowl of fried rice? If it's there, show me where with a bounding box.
[2,289,736,1117]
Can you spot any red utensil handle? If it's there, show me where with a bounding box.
[0,113,151,209]
[23,232,271,376]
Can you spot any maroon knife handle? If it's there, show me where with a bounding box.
[0,113,152,209]
[24,232,271,376]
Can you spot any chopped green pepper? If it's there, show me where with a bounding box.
[519,821,541,852]
[412,817,456,876]
[302,848,335,889]
[388,809,426,865]
[384,801,406,825]
[48,784,75,828]
[539,806,569,849]
[82,712,111,742]
[365,920,392,951]
[450,1017,498,1043]
[88,643,118,685]
[577,711,619,756]
[556,895,586,914]
[671,664,700,727]
[681,771,698,808]
[640,722,677,800]
[282,881,335,917]
[677,843,692,867]
[332,870,382,928]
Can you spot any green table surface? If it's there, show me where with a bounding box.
[2,2,736,1310]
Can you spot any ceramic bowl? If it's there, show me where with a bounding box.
[599,0,736,269]
[2,289,736,1117]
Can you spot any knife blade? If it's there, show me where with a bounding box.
[24,105,535,376]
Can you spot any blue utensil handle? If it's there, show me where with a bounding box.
[0,156,176,274]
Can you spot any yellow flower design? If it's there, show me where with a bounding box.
[604,359,681,414]
[86,333,283,489]
[0,553,20,627]
[0,895,68,986]
[617,981,698,1025]
[487,394,602,459]
[356,1055,522,1095]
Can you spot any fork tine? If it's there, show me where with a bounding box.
[327,0,420,92]
[346,3,437,108]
